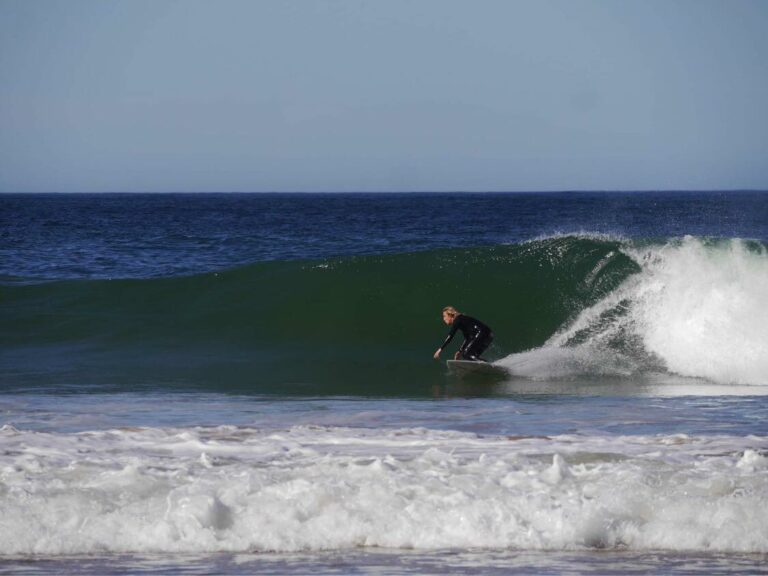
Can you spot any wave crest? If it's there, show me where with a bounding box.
[499,236,768,386]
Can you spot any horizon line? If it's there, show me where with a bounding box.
[3,189,768,195]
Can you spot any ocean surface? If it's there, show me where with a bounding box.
[1,191,767,575]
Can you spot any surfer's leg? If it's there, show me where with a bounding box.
[463,332,493,361]
[458,340,471,360]
[461,336,483,360]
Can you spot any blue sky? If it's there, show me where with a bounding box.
[1,0,767,192]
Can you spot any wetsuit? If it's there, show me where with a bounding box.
[438,314,494,361]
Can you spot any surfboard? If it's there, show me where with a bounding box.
[446,359,506,377]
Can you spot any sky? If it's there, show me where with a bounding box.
[1,0,767,193]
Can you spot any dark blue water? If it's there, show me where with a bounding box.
[2,191,766,280]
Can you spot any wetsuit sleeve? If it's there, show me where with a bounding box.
[438,323,459,352]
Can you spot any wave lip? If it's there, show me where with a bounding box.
[1,425,767,555]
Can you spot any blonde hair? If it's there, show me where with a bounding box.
[442,306,460,318]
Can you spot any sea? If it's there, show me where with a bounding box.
[1,191,767,575]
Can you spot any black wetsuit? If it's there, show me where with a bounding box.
[438,314,494,361]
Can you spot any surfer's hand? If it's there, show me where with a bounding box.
[454,351,461,360]
[433,349,441,360]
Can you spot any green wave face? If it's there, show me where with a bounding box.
[1,236,643,394]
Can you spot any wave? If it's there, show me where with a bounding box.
[2,235,766,392]
[1,424,766,554]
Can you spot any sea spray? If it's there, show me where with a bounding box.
[499,236,768,387]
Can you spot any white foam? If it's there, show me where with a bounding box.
[500,237,768,387]
[632,237,768,385]
[1,425,766,554]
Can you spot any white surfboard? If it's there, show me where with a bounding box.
[446,359,505,377]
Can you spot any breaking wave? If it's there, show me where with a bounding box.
[2,234,766,392]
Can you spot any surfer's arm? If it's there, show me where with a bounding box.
[439,325,459,351]
[434,325,459,359]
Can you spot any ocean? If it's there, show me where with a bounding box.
[1,191,767,574]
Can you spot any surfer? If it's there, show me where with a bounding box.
[433,306,494,362]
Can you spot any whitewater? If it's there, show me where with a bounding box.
[1,423,766,555]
